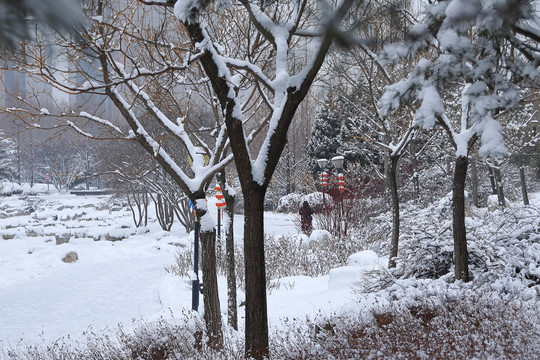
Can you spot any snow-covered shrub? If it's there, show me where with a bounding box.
[0,182,23,196]
[315,195,385,239]
[355,193,540,293]
[276,193,303,213]
[271,282,540,359]
[165,247,194,278]
[2,314,243,360]
[276,192,325,213]
[229,232,373,291]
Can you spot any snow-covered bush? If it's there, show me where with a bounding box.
[0,182,23,196]
[230,233,375,291]
[6,283,539,359]
[276,193,302,213]
[2,313,242,360]
[276,192,325,213]
[271,282,540,359]
[355,193,540,293]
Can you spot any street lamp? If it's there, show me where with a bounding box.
[331,156,346,235]
[317,156,346,224]
[317,159,328,209]
[331,156,345,192]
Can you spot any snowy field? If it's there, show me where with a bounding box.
[0,188,382,349]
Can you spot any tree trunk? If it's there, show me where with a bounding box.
[243,186,268,359]
[198,210,223,350]
[383,153,391,210]
[388,155,400,269]
[285,146,292,195]
[410,140,420,200]
[470,155,479,208]
[520,165,530,206]
[493,166,506,208]
[222,177,238,330]
[452,156,470,282]
[488,167,497,195]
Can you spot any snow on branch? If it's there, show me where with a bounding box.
[66,121,95,138]
[225,58,274,93]
[79,111,125,136]
[109,87,202,192]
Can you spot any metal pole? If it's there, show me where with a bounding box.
[192,217,200,311]
[322,186,326,212]
[217,208,221,239]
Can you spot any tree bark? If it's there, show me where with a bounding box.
[383,153,391,210]
[453,156,470,282]
[410,140,420,200]
[488,167,497,195]
[388,155,400,269]
[243,186,268,359]
[221,176,238,330]
[493,166,506,208]
[470,155,479,207]
[198,210,223,350]
[520,165,530,206]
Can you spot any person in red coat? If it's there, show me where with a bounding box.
[299,201,313,234]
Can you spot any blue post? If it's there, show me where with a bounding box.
[217,208,221,239]
[192,212,200,311]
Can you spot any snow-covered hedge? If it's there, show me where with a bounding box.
[7,280,539,359]
[271,280,540,359]
[0,182,57,196]
[276,192,327,213]
[0,182,23,196]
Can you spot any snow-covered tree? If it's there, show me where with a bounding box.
[136,0,379,357]
[497,92,538,206]
[380,0,540,282]
[2,0,234,348]
[317,0,420,268]
[0,131,16,181]
[308,94,372,171]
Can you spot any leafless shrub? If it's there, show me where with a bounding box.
[2,314,243,360]
[271,288,540,359]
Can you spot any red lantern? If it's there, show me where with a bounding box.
[215,184,226,208]
[338,173,345,192]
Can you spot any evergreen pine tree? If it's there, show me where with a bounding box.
[308,92,380,172]
[308,102,342,169]
[0,133,16,181]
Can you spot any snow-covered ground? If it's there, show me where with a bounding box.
[0,189,382,348]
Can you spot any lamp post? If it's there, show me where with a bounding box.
[316,156,346,234]
[331,156,345,192]
[331,156,345,235]
[317,158,328,209]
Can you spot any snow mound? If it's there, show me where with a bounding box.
[310,229,331,241]
[328,251,383,290]
[294,234,310,246]
[347,250,379,267]
[1,182,23,196]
